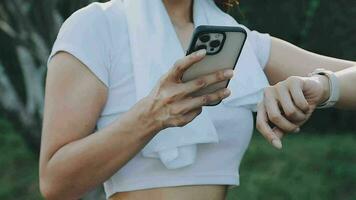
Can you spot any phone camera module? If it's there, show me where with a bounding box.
[199,34,210,43]
[192,32,225,55]
[210,40,221,48]
[195,44,207,51]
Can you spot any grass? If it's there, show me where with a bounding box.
[227,133,356,200]
[0,118,41,200]
[1,117,355,200]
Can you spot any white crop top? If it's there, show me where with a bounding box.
[48,1,271,199]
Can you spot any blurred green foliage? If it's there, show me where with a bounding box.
[227,133,356,200]
[232,0,356,132]
[0,118,41,200]
[0,0,354,155]
[0,0,355,199]
[2,115,356,199]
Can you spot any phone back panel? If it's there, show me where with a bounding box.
[182,26,247,106]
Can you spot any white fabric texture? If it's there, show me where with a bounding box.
[123,0,269,169]
[48,0,272,197]
[48,4,111,87]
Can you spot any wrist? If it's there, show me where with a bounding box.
[133,96,163,135]
[308,68,340,109]
[314,75,331,105]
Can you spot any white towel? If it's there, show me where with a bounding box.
[122,0,269,169]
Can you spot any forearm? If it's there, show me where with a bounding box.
[334,66,356,109]
[265,37,355,85]
[41,98,159,200]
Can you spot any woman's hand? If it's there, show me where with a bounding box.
[141,49,234,131]
[256,75,330,149]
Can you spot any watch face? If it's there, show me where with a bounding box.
[309,68,333,77]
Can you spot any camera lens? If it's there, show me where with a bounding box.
[195,44,207,51]
[210,40,221,48]
[199,34,210,43]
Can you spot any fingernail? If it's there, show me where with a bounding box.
[271,139,282,149]
[224,70,234,77]
[224,89,231,96]
[196,49,206,57]
[294,127,300,133]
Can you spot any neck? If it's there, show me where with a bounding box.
[162,0,193,27]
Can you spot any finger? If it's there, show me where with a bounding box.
[293,104,315,128]
[289,80,310,113]
[178,69,234,96]
[272,127,285,139]
[182,107,203,124]
[170,49,207,81]
[256,102,282,149]
[170,108,202,127]
[173,88,231,114]
[264,90,299,133]
[275,84,307,122]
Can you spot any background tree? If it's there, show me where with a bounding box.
[0,0,107,153]
[232,0,356,131]
[1,0,355,158]
[0,1,106,199]
[0,0,355,199]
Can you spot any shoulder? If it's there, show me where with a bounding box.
[234,22,271,68]
[65,2,109,27]
[69,0,125,21]
[49,1,128,87]
[58,1,126,38]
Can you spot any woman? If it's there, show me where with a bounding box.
[39,0,355,200]
[257,66,356,148]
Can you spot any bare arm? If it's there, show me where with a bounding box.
[256,37,355,149]
[39,52,160,200]
[265,37,355,85]
[39,50,233,200]
[335,66,356,108]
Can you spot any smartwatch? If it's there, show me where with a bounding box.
[308,68,340,109]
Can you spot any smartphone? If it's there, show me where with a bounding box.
[182,25,247,106]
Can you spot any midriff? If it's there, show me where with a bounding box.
[109,185,228,200]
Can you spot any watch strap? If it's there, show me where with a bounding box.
[308,68,340,109]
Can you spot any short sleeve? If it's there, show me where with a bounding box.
[48,3,111,87]
[246,29,272,69]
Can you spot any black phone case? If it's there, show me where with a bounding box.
[182,25,247,106]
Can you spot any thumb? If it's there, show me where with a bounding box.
[302,77,326,105]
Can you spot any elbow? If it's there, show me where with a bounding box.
[40,171,84,200]
[40,175,77,200]
[40,176,59,200]
[39,158,85,200]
